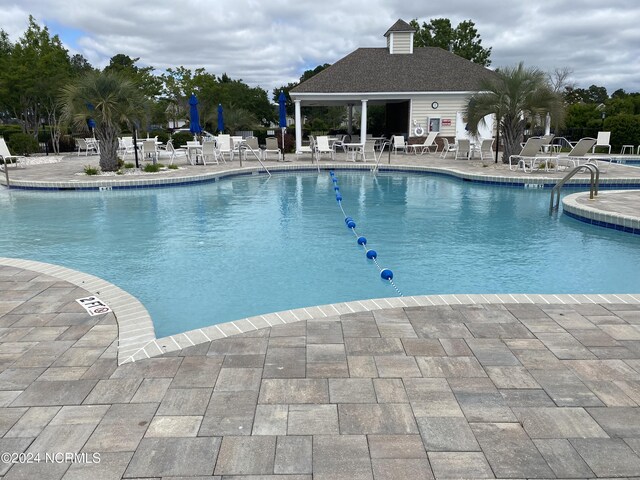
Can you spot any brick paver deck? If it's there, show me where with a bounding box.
[2,264,640,479]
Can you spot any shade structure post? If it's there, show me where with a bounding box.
[278,91,287,161]
[294,100,302,154]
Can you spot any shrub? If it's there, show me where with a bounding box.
[168,164,179,169]
[170,132,194,148]
[143,163,161,173]
[124,162,135,168]
[84,165,99,175]
[149,130,170,144]
[7,133,40,155]
[57,134,77,152]
[603,114,640,151]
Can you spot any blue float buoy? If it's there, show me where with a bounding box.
[357,236,367,245]
[344,217,353,224]
[346,220,356,228]
[332,178,338,184]
[330,171,335,176]
[366,250,377,259]
[334,186,340,192]
[381,269,393,280]
[336,194,342,201]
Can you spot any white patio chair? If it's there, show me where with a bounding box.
[592,131,611,154]
[200,141,219,165]
[315,136,334,161]
[455,139,471,160]
[142,139,159,164]
[440,138,457,158]
[479,138,494,162]
[216,135,233,162]
[242,136,261,161]
[264,137,282,161]
[119,137,135,159]
[85,138,100,155]
[355,141,376,163]
[160,140,186,165]
[76,138,91,156]
[392,135,407,154]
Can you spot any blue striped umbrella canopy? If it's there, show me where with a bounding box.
[189,94,202,134]
[217,104,224,133]
[278,91,287,128]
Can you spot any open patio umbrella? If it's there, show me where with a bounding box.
[278,91,287,160]
[189,94,202,136]
[217,104,224,133]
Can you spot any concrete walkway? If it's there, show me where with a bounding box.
[2,264,640,479]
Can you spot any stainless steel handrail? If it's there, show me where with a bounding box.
[549,162,599,214]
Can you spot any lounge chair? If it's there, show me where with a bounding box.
[407,132,438,154]
[264,137,282,161]
[391,135,407,154]
[508,138,545,171]
[0,136,26,169]
[455,139,471,160]
[592,131,611,154]
[479,138,494,162]
[315,136,334,161]
[555,138,598,170]
[538,134,555,153]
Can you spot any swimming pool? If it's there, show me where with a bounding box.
[2,171,639,337]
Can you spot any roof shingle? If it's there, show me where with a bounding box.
[290,47,498,94]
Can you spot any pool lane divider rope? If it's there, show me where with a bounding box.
[330,171,403,296]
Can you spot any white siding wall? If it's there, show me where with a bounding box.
[390,32,412,54]
[410,94,473,138]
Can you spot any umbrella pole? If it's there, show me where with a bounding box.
[282,128,285,161]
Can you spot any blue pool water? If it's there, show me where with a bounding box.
[2,172,639,337]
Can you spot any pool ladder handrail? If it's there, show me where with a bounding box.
[549,162,599,214]
[238,143,271,177]
[371,140,391,174]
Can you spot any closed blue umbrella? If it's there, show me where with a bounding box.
[217,104,224,133]
[189,94,202,135]
[278,91,287,160]
[278,91,287,128]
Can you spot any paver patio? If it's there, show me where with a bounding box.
[2,264,640,478]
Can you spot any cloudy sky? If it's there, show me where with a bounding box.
[2,0,640,96]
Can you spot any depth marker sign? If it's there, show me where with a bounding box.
[76,296,112,316]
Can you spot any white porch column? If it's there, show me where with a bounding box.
[294,100,302,153]
[360,100,368,141]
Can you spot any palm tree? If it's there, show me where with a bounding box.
[60,71,148,171]
[465,62,564,163]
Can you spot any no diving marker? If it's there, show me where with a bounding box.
[76,296,112,316]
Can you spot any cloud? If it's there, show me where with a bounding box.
[1,0,640,95]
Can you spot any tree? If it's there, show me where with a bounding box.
[0,16,72,141]
[410,18,492,66]
[465,62,564,163]
[60,71,148,171]
[547,67,576,94]
[564,84,608,105]
[104,54,162,98]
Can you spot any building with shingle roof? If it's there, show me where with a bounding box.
[289,19,498,152]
